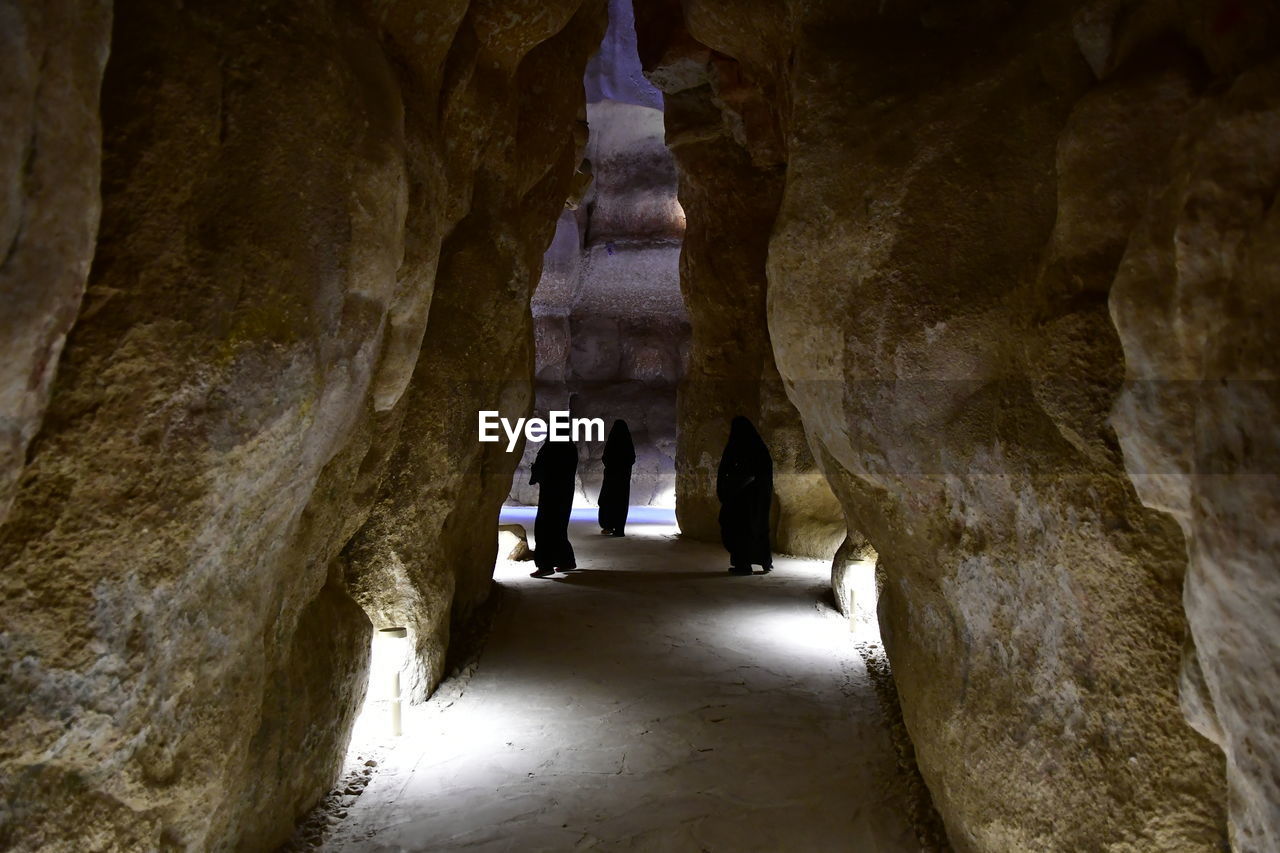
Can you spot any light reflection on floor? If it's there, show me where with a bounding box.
[327,511,908,851]
[499,504,682,539]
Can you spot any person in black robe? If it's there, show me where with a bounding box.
[530,439,578,578]
[598,419,635,537]
[717,416,773,575]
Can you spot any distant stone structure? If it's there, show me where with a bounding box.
[509,0,688,507]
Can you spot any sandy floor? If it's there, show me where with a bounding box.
[324,508,917,852]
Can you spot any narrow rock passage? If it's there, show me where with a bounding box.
[327,509,917,851]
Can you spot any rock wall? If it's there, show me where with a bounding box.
[0,0,605,849]
[641,0,1277,849]
[0,1,112,524]
[344,2,606,702]
[639,16,844,559]
[1109,40,1280,852]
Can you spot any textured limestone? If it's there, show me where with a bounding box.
[584,0,663,111]
[343,1,604,699]
[498,524,533,561]
[638,1,1280,849]
[643,42,844,560]
[0,1,605,849]
[0,1,111,524]
[1110,53,1280,853]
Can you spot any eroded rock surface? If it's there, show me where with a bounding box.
[0,1,605,849]
[343,4,604,698]
[641,1,1278,849]
[1110,49,1280,853]
[0,1,111,524]
[643,30,844,559]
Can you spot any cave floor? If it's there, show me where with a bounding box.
[325,508,916,852]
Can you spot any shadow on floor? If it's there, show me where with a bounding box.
[552,568,744,583]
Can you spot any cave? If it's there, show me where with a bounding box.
[1,0,1277,851]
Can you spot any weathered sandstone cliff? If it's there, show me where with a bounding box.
[0,1,605,848]
[628,3,844,560]
[0,1,111,524]
[640,1,1277,849]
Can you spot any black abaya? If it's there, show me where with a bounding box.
[716,416,773,572]
[531,440,578,572]
[598,420,635,536]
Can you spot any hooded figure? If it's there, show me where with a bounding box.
[598,419,636,536]
[530,440,578,578]
[716,416,773,575]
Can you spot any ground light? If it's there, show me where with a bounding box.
[498,504,682,538]
[326,513,906,849]
[842,559,880,643]
[373,626,408,737]
[343,508,881,784]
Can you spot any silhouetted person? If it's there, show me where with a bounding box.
[717,416,773,575]
[598,419,635,537]
[530,440,578,578]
